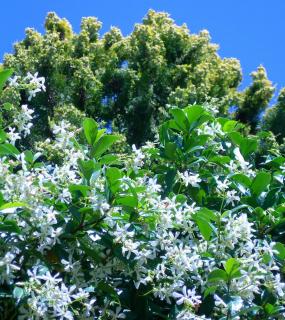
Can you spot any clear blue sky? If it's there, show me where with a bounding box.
[1,1,285,96]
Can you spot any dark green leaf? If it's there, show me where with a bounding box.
[0,220,20,234]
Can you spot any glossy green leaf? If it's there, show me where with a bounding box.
[116,195,138,208]
[274,242,285,260]
[251,172,271,196]
[83,118,98,145]
[0,69,13,90]
[0,202,27,212]
[208,269,228,282]
[169,107,189,132]
[224,258,240,276]
[78,159,100,182]
[195,216,213,241]
[0,143,20,157]
[92,135,119,158]
[106,167,122,194]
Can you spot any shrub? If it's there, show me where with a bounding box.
[0,69,285,319]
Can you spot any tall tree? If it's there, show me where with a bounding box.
[263,88,285,142]
[2,10,274,145]
[235,66,275,132]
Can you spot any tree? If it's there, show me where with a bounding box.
[263,88,285,142]
[3,10,267,146]
[235,65,275,132]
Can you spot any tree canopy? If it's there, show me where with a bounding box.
[3,10,282,146]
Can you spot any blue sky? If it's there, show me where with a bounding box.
[1,1,285,96]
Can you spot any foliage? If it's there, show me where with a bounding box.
[235,66,275,132]
[263,88,285,142]
[0,68,285,319]
[2,10,278,146]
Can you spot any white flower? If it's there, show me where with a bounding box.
[109,306,126,319]
[9,75,19,86]
[122,239,140,259]
[0,252,20,284]
[178,171,201,187]
[234,147,254,176]
[226,160,238,172]
[25,72,46,100]
[131,144,145,172]
[7,127,21,145]
[215,177,230,193]
[214,294,227,308]
[172,286,201,306]
[273,274,285,297]
[147,177,161,193]
[230,296,243,312]
[225,190,240,206]
[13,105,34,136]
[58,188,72,204]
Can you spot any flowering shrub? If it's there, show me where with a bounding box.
[0,68,285,319]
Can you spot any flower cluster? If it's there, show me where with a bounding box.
[9,72,46,101]
[0,84,285,319]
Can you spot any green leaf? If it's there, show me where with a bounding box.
[0,69,13,91]
[98,281,119,300]
[229,131,243,146]
[222,120,239,132]
[198,208,218,222]
[0,220,20,233]
[79,238,101,263]
[229,132,258,158]
[203,286,218,298]
[83,118,98,145]
[99,154,119,165]
[251,172,271,196]
[116,195,138,208]
[240,137,258,158]
[185,105,205,123]
[69,185,91,197]
[78,159,100,182]
[106,167,122,194]
[208,269,228,282]
[231,174,252,188]
[164,142,177,160]
[0,130,7,143]
[184,105,211,131]
[163,168,177,197]
[209,155,231,165]
[169,107,189,132]
[24,150,34,164]
[224,258,240,276]
[92,135,119,158]
[0,143,20,157]
[195,216,213,241]
[274,242,285,260]
[0,202,27,212]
